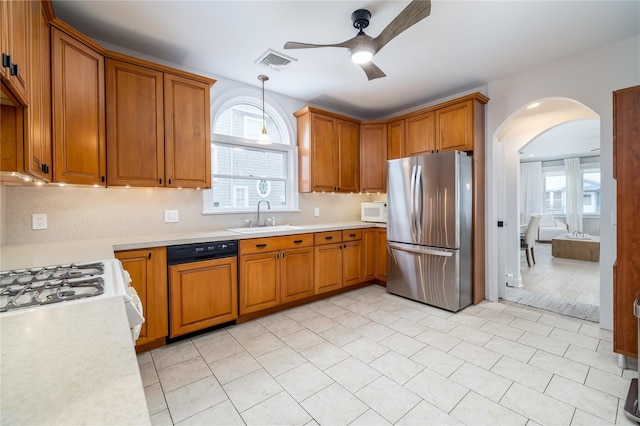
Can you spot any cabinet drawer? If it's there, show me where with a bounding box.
[240,233,313,254]
[314,231,343,246]
[342,229,362,241]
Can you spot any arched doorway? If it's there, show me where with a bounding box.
[492,98,601,319]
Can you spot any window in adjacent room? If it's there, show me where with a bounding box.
[541,160,600,215]
[203,101,298,214]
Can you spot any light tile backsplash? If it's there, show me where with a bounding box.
[1,186,375,245]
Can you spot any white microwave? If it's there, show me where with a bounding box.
[361,202,387,223]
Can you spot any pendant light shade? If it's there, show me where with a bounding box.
[257,75,271,145]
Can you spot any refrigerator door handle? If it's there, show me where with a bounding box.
[388,242,453,257]
[415,164,424,242]
[410,165,418,243]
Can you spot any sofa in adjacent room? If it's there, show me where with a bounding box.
[536,213,569,241]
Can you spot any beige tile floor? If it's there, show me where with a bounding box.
[138,285,636,426]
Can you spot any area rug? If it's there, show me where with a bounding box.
[503,287,599,323]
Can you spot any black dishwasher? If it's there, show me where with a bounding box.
[167,240,238,339]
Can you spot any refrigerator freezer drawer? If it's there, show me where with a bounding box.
[386,242,472,312]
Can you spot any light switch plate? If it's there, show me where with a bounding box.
[165,210,179,223]
[32,214,47,230]
[314,207,320,217]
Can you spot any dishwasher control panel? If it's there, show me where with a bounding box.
[167,240,238,264]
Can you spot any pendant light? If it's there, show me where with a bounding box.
[257,75,271,144]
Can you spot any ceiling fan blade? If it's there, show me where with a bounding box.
[374,0,431,53]
[359,62,386,81]
[284,38,356,50]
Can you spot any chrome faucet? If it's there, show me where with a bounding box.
[257,200,271,227]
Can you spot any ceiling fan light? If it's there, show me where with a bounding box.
[350,49,373,64]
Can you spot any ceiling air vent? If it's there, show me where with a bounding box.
[255,49,297,72]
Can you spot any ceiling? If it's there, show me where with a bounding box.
[51,1,639,120]
[519,119,601,162]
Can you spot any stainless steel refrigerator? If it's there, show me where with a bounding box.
[386,150,473,312]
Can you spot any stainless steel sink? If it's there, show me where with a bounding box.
[226,225,303,234]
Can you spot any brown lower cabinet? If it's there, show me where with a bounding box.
[363,228,377,282]
[239,234,314,315]
[169,257,237,338]
[376,228,387,282]
[314,230,364,295]
[115,247,167,349]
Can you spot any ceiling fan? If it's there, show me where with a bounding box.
[283,0,431,81]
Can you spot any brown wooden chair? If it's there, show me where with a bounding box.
[521,214,541,267]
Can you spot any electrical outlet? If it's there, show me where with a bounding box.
[314,207,320,217]
[164,210,179,223]
[32,214,47,230]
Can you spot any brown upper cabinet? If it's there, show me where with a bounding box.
[386,111,435,159]
[436,99,476,152]
[1,0,31,105]
[51,23,106,186]
[387,119,405,161]
[386,93,489,160]
[106,59,163,187]
[406,111,435,156]
[360,122,387,193]
[0,0,53,183]
[106,56,213,188]
[26,0,52,182]
[5,5,214,188]
[295,107,360,193]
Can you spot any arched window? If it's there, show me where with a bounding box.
[213,103,283,143]
[203,97,298,215]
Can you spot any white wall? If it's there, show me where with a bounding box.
[485,36,640,330]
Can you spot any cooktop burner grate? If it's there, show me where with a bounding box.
[0,262,106,312]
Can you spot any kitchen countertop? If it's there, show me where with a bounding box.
[0,221,384,425]
[0,296,151,425]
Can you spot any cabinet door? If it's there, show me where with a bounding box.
[1,0,30,104]
[336,119,360,192]
[342,240,363,287]
[310,113,337,191]
[164,73,211,189]
[116,247,168,347]
[169,257,237,338]
[406,111,435,156]
[239,252,280,314]
[52,28,106,185]
[362,228,376,281]
[387,120,405,160]
[106,59,164,187]
[24,0,51,181]
[281,247,314,304]
[360,123,387,193]
[436,100,473,152]
[613,85,640,358]
[314,243,342,294]
[0,102,24,174]
[376,228,387,282]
